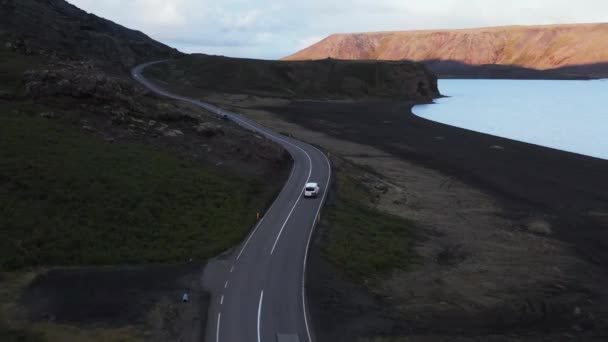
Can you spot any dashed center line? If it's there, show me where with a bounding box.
[257,291,264,342]
[229,265,234,273]
[220,295,224,305]
[224,281,229,288]
[216,313,221,342]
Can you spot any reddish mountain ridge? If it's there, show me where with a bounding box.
[284,23,608,78]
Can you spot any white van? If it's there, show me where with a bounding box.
[303,182,320,198]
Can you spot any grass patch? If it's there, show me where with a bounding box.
[0,103,278,270]
[323,160,417,282]
[0,48,42,92]
[28,324,140,342]
[0,271,43,342]
[0,324,44,342]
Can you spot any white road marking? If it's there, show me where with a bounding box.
[302,146,332,342]
[224,281,228,289]
[135,61,316,258]
[235,162,296,261]
[236,216,265,260]
[216,313,221,342]
[220,295,224,305]
[270,151,313,255]
[257,290,264,342]
[134,62,332,342]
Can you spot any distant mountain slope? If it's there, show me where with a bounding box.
[284,23,608,79]
[145,54,439,101]
[0,0,181,70]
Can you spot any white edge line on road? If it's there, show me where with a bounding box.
[302,146,332,342]
[216,312,221,342]
[270,148,313,255]
[134,61,314,259]
[134,62,330,342]
[257,290,264,342]
[236,162,296,261]
[219,111,316,256]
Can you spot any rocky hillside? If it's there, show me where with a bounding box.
[0,0,181,71]
[0,1,290,339]
[146,54,439,101]
[284,23,608,79]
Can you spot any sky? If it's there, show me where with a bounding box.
[68,0,608,59]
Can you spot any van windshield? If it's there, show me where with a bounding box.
[305,187,315,191]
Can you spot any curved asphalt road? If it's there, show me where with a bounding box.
[132,61,331,342]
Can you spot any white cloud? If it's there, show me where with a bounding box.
[220,10,261,30]
[139,0,186,26]
[67,0,608,59]
[255,32,274,43]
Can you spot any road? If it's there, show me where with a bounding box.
[132,61,331,342]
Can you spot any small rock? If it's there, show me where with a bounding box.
[490,145,505,150]
[574,306,582,316]
[130,117,145,124]
[105,137,115,143]
[39,111,55,119]
[195,122,224,137]
[163,129,183,137]
[526,218,553,235]
[148,120,156,126]
[82,125,95,132]
[553,283,566,291]
[374,183,389,193]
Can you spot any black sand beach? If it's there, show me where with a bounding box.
[257,99,608,341]
[264,100,608,257]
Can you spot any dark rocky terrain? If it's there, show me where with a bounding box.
[0,1,289,341]
[0,0,181,72]
[146,54,439,101]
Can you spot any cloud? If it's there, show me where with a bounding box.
[219,10,261,31]
[139,0,186,26]
[67,0,608,59]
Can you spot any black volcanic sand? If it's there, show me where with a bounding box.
[258,100,608,340]
[20,264,207,336]
[262,100,608,262]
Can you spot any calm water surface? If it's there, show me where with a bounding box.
[413,79,608,160]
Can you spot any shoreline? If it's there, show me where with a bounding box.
[225,96,608,340]
[413,79,608,161]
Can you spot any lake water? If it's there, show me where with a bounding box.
[412,79,608,160]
